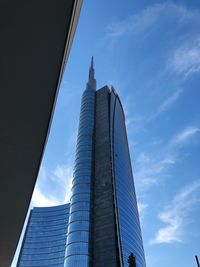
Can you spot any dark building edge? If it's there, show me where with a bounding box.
[91,86,120,267]
[109,89,124,267]
[0,1,83,265]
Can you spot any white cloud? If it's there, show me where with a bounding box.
[138,202,148,215]
[106,5,160,38]
[124,88,182,129]
[137,202,149,227]
[169,37,200,77]
[32,187,60,207]
[151,180,200,244]
[171,126,200,145]
[53,164,73,203]
[148,88,183,120]
[31,164,73,207]
[105,3,200,80]
[138,202,148,221]
[126,115,144,130]
[134,125,199,191]
[122,97,145,135]
[105,3,199,40]
[124,88,182,131]
[134,152,175,190]
[156,89,182,116]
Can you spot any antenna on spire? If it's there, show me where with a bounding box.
[86,56,96,90]
[91,56,94,69]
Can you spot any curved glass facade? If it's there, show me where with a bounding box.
[17,204,69,267]
[64,83,95,266]
[110,90,146,267]
[17,61,146,267]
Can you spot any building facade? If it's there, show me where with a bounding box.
[17,204,70,267]
[17,59,146,267]
[64,59,146,267]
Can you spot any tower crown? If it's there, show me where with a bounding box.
[86,56,96,90]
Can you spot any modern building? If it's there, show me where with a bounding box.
[65,58,146,267]
[17,204,70,267]
[17,59,146,267]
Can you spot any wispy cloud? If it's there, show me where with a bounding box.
[151,180,200,244]
[138,202,148,215]
[134,125,199,191]
[157,89,182,115]
[32,186,60,207]
[31,164,73,207]
[52,164,73,203]
[105,3,199,40]
[168,37,200,77]
[126,115,144,131]
[171,126,200,145]
[149,88,183,120]
[134,152,175,191]
[123,87,182,132]
[138,202,149,225]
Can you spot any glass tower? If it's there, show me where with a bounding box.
[65,59,146,267]
[65,57,96,266]
[17,59,146,267]
[17,204,70,267]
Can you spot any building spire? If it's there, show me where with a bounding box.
[86,56,96,90]
[91,56,94,69]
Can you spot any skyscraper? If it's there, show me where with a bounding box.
[64,58,146,267]
[17,59,146,267]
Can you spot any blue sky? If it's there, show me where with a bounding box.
[15,1,200,267]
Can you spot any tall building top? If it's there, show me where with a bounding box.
[86,56,96,90]
[91,56,94,69]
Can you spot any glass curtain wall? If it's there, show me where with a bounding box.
[110,90,146,267]
[65,86,95,267]
[17,204,69,267]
